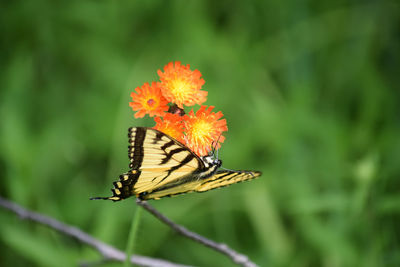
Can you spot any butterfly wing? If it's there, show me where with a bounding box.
[140,170,262,200]
[129,127,205,192]
[98,127,205,201]
[196,170,261,192]
[92,127,262,201]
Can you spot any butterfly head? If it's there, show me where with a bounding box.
[202,155,222,168]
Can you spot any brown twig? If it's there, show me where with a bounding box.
[136,199,258,267]
[0,196,190,267]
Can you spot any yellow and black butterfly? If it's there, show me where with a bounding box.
[92,127,261,201]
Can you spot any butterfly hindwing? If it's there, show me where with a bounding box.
[106,170,140,201]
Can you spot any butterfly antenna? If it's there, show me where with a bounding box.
[210,145,215,157]
[212,134,222,159]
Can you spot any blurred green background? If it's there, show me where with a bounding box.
[1,1,399,266]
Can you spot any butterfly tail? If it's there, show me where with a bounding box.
[89,196,121,201]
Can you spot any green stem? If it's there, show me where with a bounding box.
[124,201,142,267]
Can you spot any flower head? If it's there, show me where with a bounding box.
[183,105,228,156]
[153,113,185,144]
[158,61,207,108]
[129,82,169,118]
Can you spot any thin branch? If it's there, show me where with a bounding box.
[136,199,258,267]
[79,258,111,267]
[0,196,190,267]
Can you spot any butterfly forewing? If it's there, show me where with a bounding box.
[128,127,204,195]
[139,170,261,200]
[196,170,261,192]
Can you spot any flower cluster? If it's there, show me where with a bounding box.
[130,61,228,156]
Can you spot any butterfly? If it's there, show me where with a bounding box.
[92,127,261,201]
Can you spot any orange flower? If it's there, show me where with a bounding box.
[183,106,228,156]
[158,61,207,108]
[129,82,169,118]
[153,113,185,144]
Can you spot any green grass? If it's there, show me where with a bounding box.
[0,0,399,266]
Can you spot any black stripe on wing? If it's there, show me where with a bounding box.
[128,127,146,169]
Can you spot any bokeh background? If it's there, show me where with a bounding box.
[1,1,399,266]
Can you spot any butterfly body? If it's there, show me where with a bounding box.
[93,127,261,201]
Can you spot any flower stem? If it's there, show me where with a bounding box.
[124,201,142,267]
